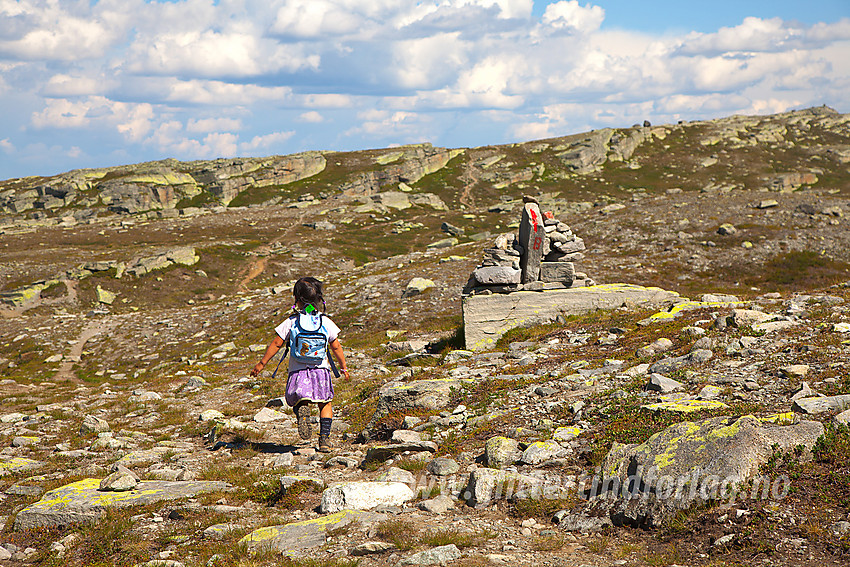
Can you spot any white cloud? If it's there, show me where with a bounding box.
[0,138,14,154]
[187,118,243,133]
[240,131,296,152]
[0,0,133,61]
[43,73,113,97]
[298,111,325,123]
[127,30,320,78]
[542,1,604,33]
[164,80,292,106]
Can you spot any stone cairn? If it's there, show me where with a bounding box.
[464,196,595,295]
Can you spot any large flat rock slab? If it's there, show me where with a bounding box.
[462,283,682,351]
[240,510,382,556]
[15,478,230,530]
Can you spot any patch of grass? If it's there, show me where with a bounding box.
[73,508,150,566]
[375,518,492,552]
[375,519,418,551]
[509,496,580,521]
[532,533,571,551]
[585,535,610,553]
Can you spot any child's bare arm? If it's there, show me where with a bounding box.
[250,335,285,376]
[329,338,350,380]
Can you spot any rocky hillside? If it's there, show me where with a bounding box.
[0,106,847,567]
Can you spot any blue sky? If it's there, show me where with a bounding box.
[0,0,848,181]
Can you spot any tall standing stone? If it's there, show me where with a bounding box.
[518,201,545,283]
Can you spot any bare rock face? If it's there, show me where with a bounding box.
[591,415,824,527]
[319,481,414,513]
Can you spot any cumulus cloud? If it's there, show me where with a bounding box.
[126,31,320,78]
[0,0,132,60]
[0,138,14,154]
[541,0,604,33]
[240,131,296,152]
[298,111,325,123]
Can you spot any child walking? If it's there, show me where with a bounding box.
[250,277,350,452]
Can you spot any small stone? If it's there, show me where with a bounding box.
[403,278,436,298]
[99,471,139,492]
[351,541,397,556]
[645,373,684,394]
[757,199,779,209]
[417,494,455,514]
[426,457,459,476]
[199,410,225,422]
[80,415,110,435]
[780,365,810,379]
[717,223,737,236]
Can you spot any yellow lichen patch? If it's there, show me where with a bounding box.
[553,426,582,441]
[239,510,360,545]
[0,457,42,476]
[649,299,745,321]
[123,172,197,186]
[651,421,702,470]
[375,151,405,165]
[642,400,729,413]
[759,412,799,425]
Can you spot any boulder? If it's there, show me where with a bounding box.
[465,468,543,508]
[792,395,850,414]
[363,378,471,439]
[80,415,110,435]
[520,441,569,465]
[397,544,461,566]
[0,456,43,477]
[485,436,521,469]
[593,415,824,527]
[320,482,414,513]
[403,278,436,297]
[645,373,684,394]
[473,266,521,285]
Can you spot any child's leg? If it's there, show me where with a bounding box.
[318,402,332,419]
[318,402,333,447]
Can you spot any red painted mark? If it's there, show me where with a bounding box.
[530,208,539,233]
[533,236,542,251]
[544,211,554,220]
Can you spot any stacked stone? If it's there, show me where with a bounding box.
[465,196,594,295]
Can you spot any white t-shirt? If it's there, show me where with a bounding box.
[275,314,341,372]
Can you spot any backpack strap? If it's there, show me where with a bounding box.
[318,314,341,378]
[270,315,295,381]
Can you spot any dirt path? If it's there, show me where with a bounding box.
[237,210,310,291]
[54,317,120,382]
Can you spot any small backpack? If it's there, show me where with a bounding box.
[289,313,329,365]
[270,313,340,379]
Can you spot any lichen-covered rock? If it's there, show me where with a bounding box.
[0,456,43,477]
[593,415,824,527]
[240,510,378,555]
[485,436,521,469]
[397,544,461,566]
[15,478,230,530]
[520,440,569,465]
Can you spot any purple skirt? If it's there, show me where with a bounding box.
[285,367,334,406]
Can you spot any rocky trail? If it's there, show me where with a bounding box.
[0,107,847,567]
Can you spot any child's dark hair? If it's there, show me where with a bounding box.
[293,277,325,312]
